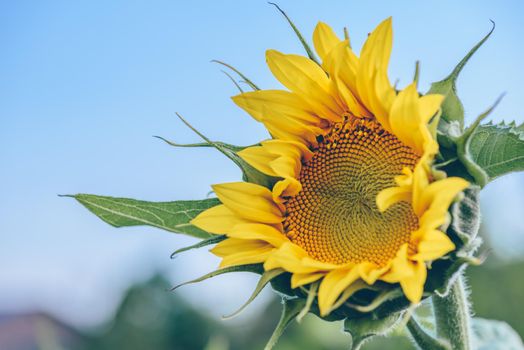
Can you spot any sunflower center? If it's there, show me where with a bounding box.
[283,118,420,266]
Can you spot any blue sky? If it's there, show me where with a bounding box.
[1,1,523,328]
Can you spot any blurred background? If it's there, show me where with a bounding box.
[1,1,523,349]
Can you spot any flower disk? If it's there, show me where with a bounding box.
[285,119,419,266]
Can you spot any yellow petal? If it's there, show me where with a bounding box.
[389,83,425,153]
[266,50,343,121]
[232,90,319,124]
[190,204,251,234]
[376,185,412,212]
[262,139,313,161]
[211,238,274,268]
[412,162,430,216]
[416,177,469,221]
[318,268,360,316]
[228,223,288,248]
[334,74,369,117]
[263,242,306,271]
[237,146,278,177]
[272,177,302,200]
[239,140,311,190]
[263,242,338,274]
[212,237,267,256]
[329,40,360,97]
[358,262,390,284]
[373,69,396,125]
[356,17,393,120]
[272,156,299,178]
[361,17,393,72]
[419,94,445,123]
[220,247,274,268]
[263,114,323,146]
[313,21,341,62]
[380,244,412,283]
[399,260,427,303]
[411,229,455,261]
[291,272,325,289]
[212,182,283,223]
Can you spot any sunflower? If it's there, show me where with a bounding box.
[191,17,469,316]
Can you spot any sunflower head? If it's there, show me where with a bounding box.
[191,17,482,319]
[69,6,524,349]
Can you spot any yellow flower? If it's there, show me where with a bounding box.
[191,18,469,316]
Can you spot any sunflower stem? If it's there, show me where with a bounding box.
[432,275,472,350]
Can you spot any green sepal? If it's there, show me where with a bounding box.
[220,69,244,93]
[223,268,285,319]
[472,318,524,350]
[425,259,468,298]
[171,234,226,258]
[269,271,298,298]
[466,120,524,182]
[160,115,280,189]
[268,2,321,65]
[211,60,260,91]
[65,194,219,239]
[264,297,306,350]
[171,264,263,291]
[296,281,319,323]
[344,289,404,314]
[428,22,494,129]
[344,312,402,350]
[426,185,482,296]
[448,186,481,247]
[154,136,245,152]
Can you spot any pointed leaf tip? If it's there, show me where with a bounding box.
[429,21,495,128]
[174,113,277,188]
[268,2,320,65]
[71,194,219,239]
[223,269,285,320]
[211,60,260,90]
[171,264,264,292]
[170,234,226,259]
[464,117,524,184]
[457,95,506,187]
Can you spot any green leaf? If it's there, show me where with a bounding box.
[68,194,219,239]
[428,22,494,129]
[467,121,524,182]
[344,313,402,350]
[455,96,505,187]
[472,318,524,350]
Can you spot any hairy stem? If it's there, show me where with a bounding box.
[432,275,472,350]
[406,317,450,350]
